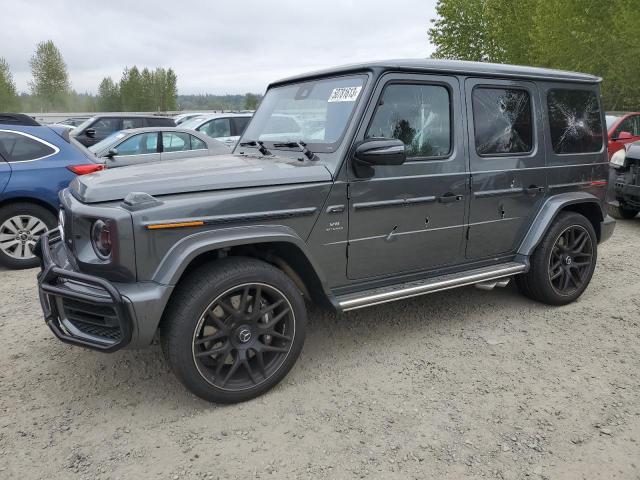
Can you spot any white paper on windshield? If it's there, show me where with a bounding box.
[327,86,362,103]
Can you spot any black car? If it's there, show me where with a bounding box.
[608,141,640,219]
[36,59,615,403]
[71,114,175,147]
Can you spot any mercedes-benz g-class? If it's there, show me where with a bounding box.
[36,60,615,403]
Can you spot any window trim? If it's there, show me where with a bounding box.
[0,129,60,163]
[471,85,535,158]
[546,87,604,155]
[364,80,454,162]
[189,134,209,151]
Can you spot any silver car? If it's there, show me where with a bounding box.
[180,112,252,147]
[86,127,230,168]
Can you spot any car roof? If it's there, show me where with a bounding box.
[187,112,253,121]
[87,114,174,120]
[0,113,41,126]
[270,58,602,87]
[113,126,215,135]
[606,111,640,117]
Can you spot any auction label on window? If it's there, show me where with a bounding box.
[328,86,362,102]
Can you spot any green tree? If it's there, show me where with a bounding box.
[119,66,142,111]
[428,0,640,109]
[244,92,260,110]
[0,58,19,111]
[28,40,71,111]
[139,68,155,110]
[165,68,178,111]
[97,77,121,111]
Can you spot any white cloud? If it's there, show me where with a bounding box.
[1,0,438,94]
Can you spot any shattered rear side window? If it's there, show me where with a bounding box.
[472,87,533,155]
[547,89,603,154]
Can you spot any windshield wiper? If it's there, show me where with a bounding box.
[239,140,271,156]
[272,141,319,161]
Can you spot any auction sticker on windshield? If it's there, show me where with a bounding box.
[328,86,362,102]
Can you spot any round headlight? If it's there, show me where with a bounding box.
[91,219,112,259]
[610,148,626,168]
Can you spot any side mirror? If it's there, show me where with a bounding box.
[616,131,633,140]
[85,128,96,138]
[105,148,118,158]
[352,138,406,177]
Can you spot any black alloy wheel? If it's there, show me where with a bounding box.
[548,224,594,296]
[192,282,295,391]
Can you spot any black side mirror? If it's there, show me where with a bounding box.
[105,148,118,158]
[352,138,406,177]
[85,128,96,138]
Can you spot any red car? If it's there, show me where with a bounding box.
[606,111,640,158]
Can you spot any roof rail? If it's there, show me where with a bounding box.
[0,113,41,126]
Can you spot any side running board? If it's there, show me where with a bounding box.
[337,262,527,312]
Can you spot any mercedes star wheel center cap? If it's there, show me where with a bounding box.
[238,328,252,343]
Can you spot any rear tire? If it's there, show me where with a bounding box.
[0,203,56,269]
[161,257,307,403]
[516,212,597,305]
[608,203,638,220]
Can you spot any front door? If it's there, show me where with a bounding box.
[608,114,640,158]
[464,79,547,259]
[106,132,161,168]
[347,74,468,280]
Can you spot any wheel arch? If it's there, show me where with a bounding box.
[518,192,605,256]
[152,225,337,309]
[0,196,58,217]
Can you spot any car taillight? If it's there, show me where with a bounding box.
[67,164,104,175]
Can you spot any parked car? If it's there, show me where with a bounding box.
[87,127,231,168]
[71,114,176,147]
[174,112,206,125]
[608,140,640,219]
[35,59,614,403]
[58,116,91,127]
[605,111,640,158]
[180,112,252,147]
[0,113,103,269]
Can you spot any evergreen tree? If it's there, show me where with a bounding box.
[0,58,20,111]
[165,68,178,111]
[97,77,121,111]
[244,93,260,110]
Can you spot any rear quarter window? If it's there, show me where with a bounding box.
[147,117,176,127]
[0,131,57,162]
[547,89,603,154]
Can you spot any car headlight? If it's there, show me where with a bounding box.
[610,149,626,168]
[91,219,112,259]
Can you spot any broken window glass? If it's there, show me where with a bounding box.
[547,89,603,154]
[366,84,451,158]
[472,87,533,155]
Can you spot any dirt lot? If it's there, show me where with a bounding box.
[0,220,639,480]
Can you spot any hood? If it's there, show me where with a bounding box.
[69,153,332,203]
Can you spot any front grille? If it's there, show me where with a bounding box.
[61,298,122,341]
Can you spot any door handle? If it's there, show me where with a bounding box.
[524,186,544,194]
[437,193,463,204]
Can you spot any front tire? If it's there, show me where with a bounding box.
[0,203,56,269]
[161,257,307,403]
[608,203,638,220]
[516,212,597,305]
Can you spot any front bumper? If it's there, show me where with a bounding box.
[36,228,133,352]
[600,215,616,243]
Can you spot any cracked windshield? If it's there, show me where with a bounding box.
[241,75,365,159]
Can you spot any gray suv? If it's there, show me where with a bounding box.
[35,60,615,403]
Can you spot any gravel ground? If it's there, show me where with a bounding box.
[0,219,639,480]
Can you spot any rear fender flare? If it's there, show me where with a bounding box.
[517,192,604,256]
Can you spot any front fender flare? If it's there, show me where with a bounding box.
[517,192,604,256]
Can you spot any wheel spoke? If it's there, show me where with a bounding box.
[0,233,15,242]
[261,307,290,330]
[251,285,262,314]
[254,349,266,377]
[194,330,226,345]
[217,299,237,316]
[568,269,581,288]
[572,260,591,268]
[263,329,292,341]
[561,270,571,290]
[241,357,258,385]
[194,343,229,358]
[239,286,250,313]
[219,355,241,387]
[259,344,289,353]
[3,218,18,234]
[207,311,231,333]
[30,222,48,235]
[258,298,285,318]
[550,268,563,281]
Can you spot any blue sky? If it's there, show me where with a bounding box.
[1,0,438,95]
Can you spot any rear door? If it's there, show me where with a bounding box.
[0,150,11,193]
[464,78,546,259]
[347,74,468,279]
[198,117,235,146]
[160,131,207,161]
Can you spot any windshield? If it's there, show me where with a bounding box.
[606,115,621,129]
[88,130,127,154]
[240,75,366,153]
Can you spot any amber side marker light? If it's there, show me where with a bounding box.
[146,221,204,230]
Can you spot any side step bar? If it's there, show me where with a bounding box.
[337,262,527,312]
